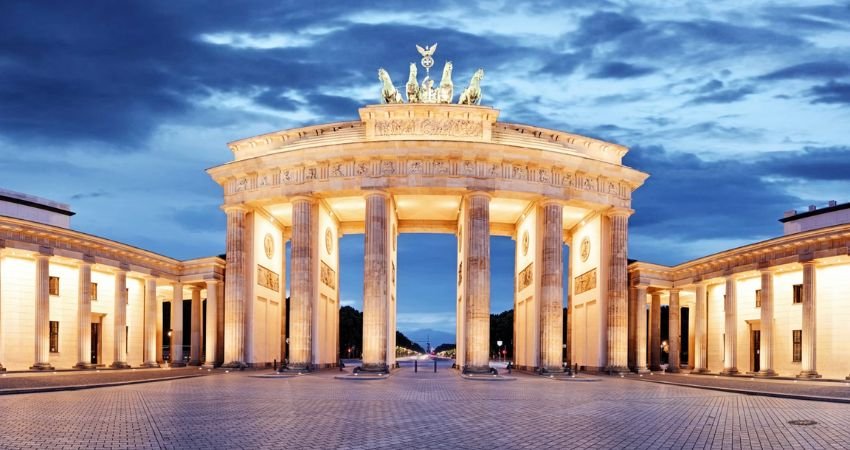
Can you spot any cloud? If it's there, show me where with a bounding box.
[589,62,656,79]
[759,61,850,80]
[688,86,755,105]
[807,81,850,105]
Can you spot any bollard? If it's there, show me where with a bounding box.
[274,359,277,371]
[574,363,579,375]
[414,360,418,373]
[434,359,437,373]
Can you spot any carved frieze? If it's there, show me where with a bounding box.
[321,261,336,289]
[574,268,597,295]
[257,265,280,292]
[373,118,484,139]
[517,262,533,291]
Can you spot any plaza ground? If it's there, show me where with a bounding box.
[1,365,849,449]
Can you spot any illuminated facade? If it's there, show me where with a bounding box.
[629,201,850,379]
[0,189,224,371]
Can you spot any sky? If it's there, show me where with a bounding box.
[2,1,850,338]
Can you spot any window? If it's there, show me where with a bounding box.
[793,284,803,304]
[755,289,761,308]
[49,321,59,353]
[91,283,98,301]
[792,330,802,362]
[49,276,59,296]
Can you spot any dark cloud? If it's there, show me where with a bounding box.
[589,62,656,79]
[536,52,586,76]
[807,81,850,105]
[759,61,850,80]
[688,85,755,105]
[571,12,643,47]
[70,190,109,200]
[758,146,850,180]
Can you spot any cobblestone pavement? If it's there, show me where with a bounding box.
[1,366,849,449]
[0,367,210,392]
[632,372,850,401]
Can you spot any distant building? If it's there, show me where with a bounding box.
[0,188,223,371]
[629,201,850,379]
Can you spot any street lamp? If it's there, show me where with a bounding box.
[496,340,503,362]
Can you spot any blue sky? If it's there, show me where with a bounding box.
[2,1,850,335]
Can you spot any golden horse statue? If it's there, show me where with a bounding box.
[458,68,484,105]
[378,68,403,104]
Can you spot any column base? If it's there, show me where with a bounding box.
[110,362,131,369]
[221,361,247,369]
[797,371,821,379]
[74,362,96,370]
[753,369,777,377]
[141,361,161,368]
[666,364,681,373]
[188,360,202,366]
[169,361,187,368]
[719,368,739,376]
[462,365,495,375]
[30,363,54,370]
[201,362,216,369]
[691,367,711,374]
[649,365,662,372]
[605,365,630,375]
[357,363,389,374]
[634,366,650,374]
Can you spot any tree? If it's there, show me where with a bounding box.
[339,306,362,358]
[489,309,514,359]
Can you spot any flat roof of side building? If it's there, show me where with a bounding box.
[0,188,74,216]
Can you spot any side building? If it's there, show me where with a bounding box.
[629,201,850,380]
[0,188,225,371]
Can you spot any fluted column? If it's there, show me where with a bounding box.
[31,249,54,370]
[464,192,491,373]
[189,287,202,365]
[142,277,159,367]
[649,292,661,371]
[202,280,219,368]
[170,282,185,366]
[668,289,681,372]
[540,201,563,372]
[361,192,390,372]
[223,206,248,368]
[755,269,777,376]
[75,259,95,369]
[606,208,631,373]
[693,282,708,373]
[288,197,314,370]
[799,262,820,378]
[111,268,130,368]
[634,285,648,373]
[0,251,5,371]
[721,275,738,375]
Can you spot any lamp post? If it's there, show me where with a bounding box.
[497,340,503,362]
[167,329,173,364]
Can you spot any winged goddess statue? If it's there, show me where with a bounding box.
[416,43,437,71]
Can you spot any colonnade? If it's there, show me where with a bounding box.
[632,262,821,378]
[0,245,221,370]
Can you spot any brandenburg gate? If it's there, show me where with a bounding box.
[207,46,648,374]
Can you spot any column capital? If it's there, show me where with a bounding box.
[36,246,53,258]
[204,278,221,286]
[289,195,316,205]
[222,204,250,213]
[800,259,819,268]
[463,190,493,200]
[668,288,681,294]
[605,207,633,218]
[362,190,391,199]
[538,198,563,208]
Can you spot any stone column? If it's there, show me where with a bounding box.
[799,261,820,378]
[606,208,631,373]
[757,269,776,376]
[361,192,390,372]
[668,289,681,373]
[464,192,491,373]
[693,282,708,373]
[223,206,248,368]
[31,249,54,370]
[142,277,159,367]
[721,275,738,375]
[189,286,202,365]
[202,280,219,368]
[111,267,130,368]
[75,258,95,369]
[0,249,5,371]
[170,282,185,367]
[649,292,662,371]
[288,197,314,370]
[540,201,563,372]
[634,285,648,373]
[628,286,636,371]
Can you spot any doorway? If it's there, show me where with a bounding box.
[751,329,761,373]
[91,322,101,365]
